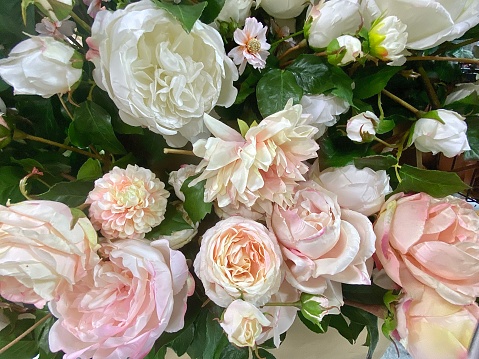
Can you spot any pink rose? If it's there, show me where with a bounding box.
[194,216,283,307]
[269,181,376,294]
[374,193,479,305]
[49,239,191,359]
[0,200,100,308]
[396,286,479,359]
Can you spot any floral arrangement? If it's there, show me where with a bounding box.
[1,0,479,359]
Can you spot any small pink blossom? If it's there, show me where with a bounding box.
[83,0,109,18]
[86,165,169,240]
[228,17,270,74]
[35,17,76,40]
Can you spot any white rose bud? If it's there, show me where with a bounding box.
[0,36,82,98]
[220,300,271,347]
[314,164,392,216]
[334,35,363,66]
[256,0,311,19]
[215,0,254,26]
[346,111,379,143]
[168,164,198,202]
[300,94,350,139]
[368,16,409,66]
[411,109,471,158]
[306,0,362,50]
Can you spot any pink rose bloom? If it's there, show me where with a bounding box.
[0,200,99,308]
[269,181,376,294]
[49,239,190,359]
[194,216,283,307]
[86,165,169,240]
[374,192,479,305]
[395,286,479,359]
[192,101,318,210]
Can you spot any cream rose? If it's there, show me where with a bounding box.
[88,0,238,147]
[374,193,479,305]
[194,216,283,307]
[313,164,391,216]
[256,0,311,19]
[0,36,82,98]
[411,109,470,158]
[0,200,99,308]
[361,0,479,50]
[396,286,479,359]
[269,181,376,294]
[49,239,191,359]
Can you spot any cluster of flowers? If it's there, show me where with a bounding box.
[0,0,478,359]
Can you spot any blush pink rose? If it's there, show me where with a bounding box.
[374,192,479,305]
[48,239,191,359]
[395,286,479,359]
[0,200,100,308]
[193,216,283,307]
[269,181,376,294]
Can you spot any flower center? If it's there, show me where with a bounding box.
[246,38,261,54]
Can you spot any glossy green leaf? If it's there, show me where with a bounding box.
[318,134,372,169]
[200,0,226,24]
[354,155,398,171]
[341,305,379,359]
[145,204,193,238]
[76,158,102,181]
[256,69,303,118]
[376,119,396,134]
[394,164,470,197]
[0,166,26,205]
[353,65,402,99]
[0,0,35,51]
[464,117,479,160]
[342,283,390,305]
[169,323,195,357]
[152,0,207,33]
[219,343,249,359]
[38,181,94,207]
[181,175,212,223]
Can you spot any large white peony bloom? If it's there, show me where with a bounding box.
[88,0,238,147]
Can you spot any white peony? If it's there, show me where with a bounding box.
[88,0,238,147]
[0,36,82,98]
[306,0,362,50]
[256,0,311,19]
[361,0,479,50]
[411,109,471,158]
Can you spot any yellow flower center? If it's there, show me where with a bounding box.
[246,38,261,54]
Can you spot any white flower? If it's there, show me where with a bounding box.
[214,0,253,26]
[336,35,363,65]
[445,81,479,105]
[300,94,350,138]
[88,0,238,147]
[256,0,311,19]
[228,17,271,75]
[346,111,379,143]
[168,164,198,202]
[313,164,392,216]
[306,0,362,50]
[368,16,409,66]
[411,109,471,158]
[220,300,271,347]
[0,36,82,98]
[361,0,479,50]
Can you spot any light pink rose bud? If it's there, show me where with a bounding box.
[346,111,379,143]
[335,35,363,65]
[49,239,191,359]
[374,192,479,305]
[220,300,271,347]
[86,165,169,240]
[269,181,376,294]
[0,200,100,308]
[395,286,479,359]
[194,216,283,307]
[314,164,391,216]
[168,164,197,202]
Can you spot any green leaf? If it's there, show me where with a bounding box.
[376,119,395,134]
[328,314,359,344]
[256,69,303,118]
[152,0,207,33]
[187,310,208,359]
[169,322,195,356]
[77,158,102,181]
[394,164,470,197]
[318,134,372,169]
[0,0,35,51]
[256,349,276,359]
[464,117,479,161]
[234,71,262,105]
[10,157,45,172]
[342,283,389,305]
[288,55,353,104]
[0,338,37,359]
[445,92,479,116]
[219,343,249,359]
[353,65,403,100]
[181,175,212,223]
[0,166,25,205]
[341,305,379,359]
[71,101,126,154]
[145,204,193,239]
[200,0,226,24]
[298,311,330,334]
[204,310,227,359]
[353,155,398,171]
[38,181,94,207]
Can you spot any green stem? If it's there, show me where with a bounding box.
[271,29,304,48]
[373,136,399,148]
[381,89,420,116]
[407,55,479,65]
[70,11,91,33]
[417,65,440,109]
[432,37,479,56]
[263,301,301,308]
[378,92,385,120]
[58,94,74,121]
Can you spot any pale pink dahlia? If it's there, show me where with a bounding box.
[86,165,169,240]
[228,17,271,74]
